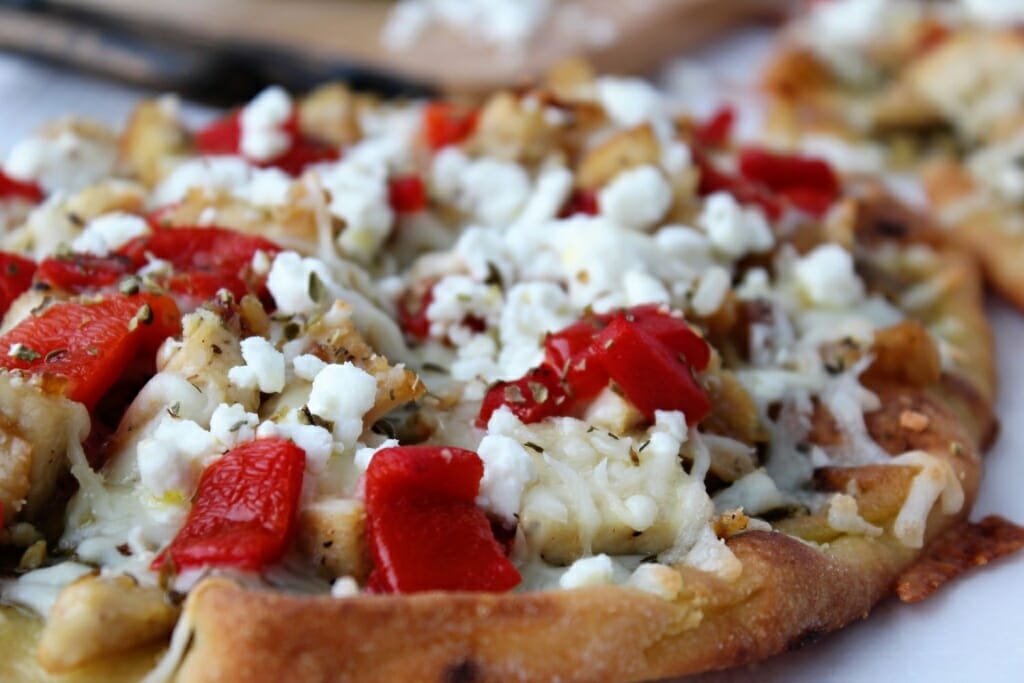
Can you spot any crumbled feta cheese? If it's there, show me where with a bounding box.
[208,403,259,450]
[4,128,117,193]
[293,354,328,382]
[596,77,671,139]
[807,0,887,48]
[555,215,656,311]
[431,147,470,200]
[251,249,272,276]
[794,244,864,308]
[320,159,395,261]
[266,251,336,315]
[426,275,503,344]
[496,282,575,379]
[558,554,614,589]
[690,265,731,316]
[457,157,532,226]
[330,576,360,598]
[648,411,688,458]
[254,419,331,473]
[699,191,774,258]
[152,157,294,207]
[476,434,537,522]
[454,227,514,287]
[513,164,573,229]
[307,362,378,445]
[597,165,672,231]
[255,420,334,469]
[239,86,293,162]
[626,563,682,600]
[137,416,219,498]
[380,1,431,50]
[382,0,554,52]
[71,212,150,255]
[450,334,502,383]
[228,337,286,394]
[660,141,692,175]
[622,269,671,306]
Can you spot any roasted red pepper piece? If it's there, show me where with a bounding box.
[559,189,600,218]
[422,102,479,150]
[194,112,243,156]
[119,226,281,302]
[477,364,570,428]
[594,316,710,425]
[388,175,428,213]
[738,147,839,218]
[397,283,436,341]
[544,318,609,402]
[0,252,36,316]
[36,253,133,293]
[694,149,784,220]
[0,292,181,409]
[483,306,710,425]
[621,305,711,371]
[365,446,521,593]
[0,171,44,203]
[693,106,735,148]
[152,438,306,572]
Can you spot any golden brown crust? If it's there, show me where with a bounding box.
[896,515,1024,603]
[922,159,1024,313]
[177,532,900,683]
[173,373,990,682]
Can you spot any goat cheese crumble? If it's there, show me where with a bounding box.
[239,86,293,162]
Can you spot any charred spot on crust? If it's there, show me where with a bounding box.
[443,659,480,683]
[787,627,827,652]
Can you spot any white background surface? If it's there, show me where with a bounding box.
[0,26,1021,683]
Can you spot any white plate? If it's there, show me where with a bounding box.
[1,29,1022,683]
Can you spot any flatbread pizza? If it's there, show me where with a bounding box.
[0,57,1020,683]
[762,0,1024,312]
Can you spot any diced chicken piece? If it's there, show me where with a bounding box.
[298,82,369,147]
[119,98,193,187]
[304,301,424,425]
[469,92,560,164]
[37,574,179,673]
[297,499,370,582]
[154,187,319,250]
[577,125,660,190]
[3,179,146,260]
[0,373,89,523]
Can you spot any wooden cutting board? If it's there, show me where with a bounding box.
[20,0,788,94]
